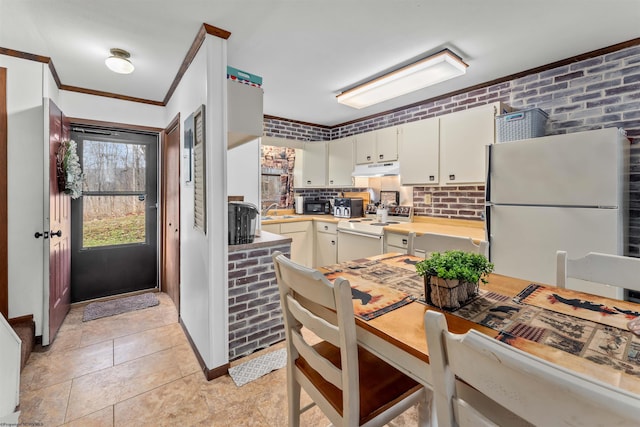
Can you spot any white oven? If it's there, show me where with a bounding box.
[336,205,413,262]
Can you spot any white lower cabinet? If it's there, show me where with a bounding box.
[385,231,411,254]
[260,223,280,234]
[261,221,313,267]
[315,221,337,267]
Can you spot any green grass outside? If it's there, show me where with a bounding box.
[83,213,145,247]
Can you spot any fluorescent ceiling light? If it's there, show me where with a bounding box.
[105,48,135,74]
[337,49,468,109]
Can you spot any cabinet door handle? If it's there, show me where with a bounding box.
[449,174,455,181]
[306,180,311,184]
[50,230,62,238]
[331,240,335,245]
[324,225,329,231]
[379,154,384,160]
[429,175,435,181]
[329,180,333,184]
[402,239,408,245]
[366,155,371,161]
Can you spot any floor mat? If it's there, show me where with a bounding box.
[82,292,159,322]
[228,348,287,387]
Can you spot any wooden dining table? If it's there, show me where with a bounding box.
[317,253,640,396]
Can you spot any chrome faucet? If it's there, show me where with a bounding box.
[262,203,279,217]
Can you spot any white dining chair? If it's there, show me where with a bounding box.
[407,232,489,258]
[424,310,640,427]
[556,250,640,295]
[272,251,430,427]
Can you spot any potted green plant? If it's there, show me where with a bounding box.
[415,250,494,310]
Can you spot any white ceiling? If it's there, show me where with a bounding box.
[1,0,639,126]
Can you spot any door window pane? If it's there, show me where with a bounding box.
[82,195,146,247]
[80,139,149,248]
[82,140,146,192]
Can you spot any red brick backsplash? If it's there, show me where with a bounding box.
[413,185,485,220]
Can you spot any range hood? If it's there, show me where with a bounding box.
[352,161,400,177]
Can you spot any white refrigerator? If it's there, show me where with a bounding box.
[486,127,630,299]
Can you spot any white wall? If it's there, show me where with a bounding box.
[164,34,229,370]
[0,313,21,423]
[60,91,165,128]
[1,55,46,335]
[205,37,229,369]
[3,36,230,371]
[227,138,260,207]
[1,53,166,339]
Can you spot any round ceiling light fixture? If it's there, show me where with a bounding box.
[105,48,135,74]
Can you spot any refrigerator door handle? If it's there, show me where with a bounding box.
[485,144,492,203]
[485,204,492,261]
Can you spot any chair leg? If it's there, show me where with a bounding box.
[417,389,434,427]
[287,370,301,427]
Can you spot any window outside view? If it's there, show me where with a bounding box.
[81,140,147,248]
[260,145,296,210]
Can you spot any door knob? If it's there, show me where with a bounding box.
[50,230,62,238]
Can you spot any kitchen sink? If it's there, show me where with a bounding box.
[261,215,296,221]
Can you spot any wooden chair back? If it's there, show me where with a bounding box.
[408,232,488,258]
[556,250,640,294]
[272,251,425,426]
[424,310,640,426]
[273,251,359,425]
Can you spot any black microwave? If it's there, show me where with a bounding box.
[303,199,331,215]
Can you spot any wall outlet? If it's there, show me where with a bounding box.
[423,194,432,205]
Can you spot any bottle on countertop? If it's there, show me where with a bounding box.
[376,203,388,223]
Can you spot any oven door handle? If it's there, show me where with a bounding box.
[337,229,383,240]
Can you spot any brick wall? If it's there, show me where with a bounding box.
[294,187,369,201]
[265,43,640,253]
[228,242,291,360]
[413,185,485,219]
[264,116,330,141]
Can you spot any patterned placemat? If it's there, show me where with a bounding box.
[514,283,640,330]
[451,287,640,377]
[322,255,418,320]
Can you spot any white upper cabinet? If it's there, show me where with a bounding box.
[355,127,398,164]
[376,126,399,162]
[327,136,354,187]
[355,131,376,164]
[398,117,439,185]
[301,141,327,187]
[439,102,502,185]
[228,80,264,148]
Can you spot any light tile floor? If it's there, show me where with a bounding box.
[18,292,418,426]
